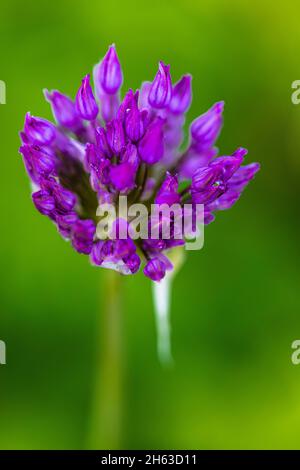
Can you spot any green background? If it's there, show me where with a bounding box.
[1,0,300,449]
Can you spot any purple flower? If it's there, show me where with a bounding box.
[138,117,165,164]
[24,113,56,145]
[125,98,143,142]
[143,257,167,282]
[95,44,123,95]
[32,190,55,216]
[76,75,99,121]
[20,144,56,183]
[72,219,95,254]
[106,119,125,154]
[95,127,112,158]
[155,173,180,205]
[19,44,259,282]
[56,212,78,238]
[45,90,83,132]
[110,162,137,192]
[190,101,224,151]
[148,61,172,109]
[169,75,192,115]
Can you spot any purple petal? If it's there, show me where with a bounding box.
[116,89,135,122]
[96,44,123,95]
[155,173,180,205]
[209,151,245,181]
[90,240,105,265]
[52,183,77,212]
[86,144,111,186]
[110,162,137,192]
[124,253,141,274]
[76,75,99,121]
[56,212,78,238]
[179,147,217,179]
[148,62,172,109]
[125,99,143,142]
[120,143,139,170]
[85,143,102,169]
[228,162,260,191]
[169,74,192,114]
[192,166,220,192]
[20,144,56,183]
[24,113,56,145]
[192,182,226,205]
[71,219,95,254]
[208,189,240,211]
[138,81,152,110]
[143,254,173,282]
[32,190,55,216]
[138,117,165,164]
[191,164,226,204]
[99,92,120,122]
[95,127,112,158]
[45,90,83,131]
[190,101,224,150]
[106,119,125,155]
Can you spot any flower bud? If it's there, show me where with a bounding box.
[96,44,123,95]
[120,143,139,170]
[95,127,112,158]
[56,212,78,238]
[190,101,224,150]
[45,90,82,131]
[117,89,135,121]
[169,75,192,114]
[228,162,260,191]
[32,190,55,216]
[138,117,165,164]
[110,162,137,192]
[209,154,244,182]
[124,253,141,274]
[148,62,172,109]
[76,75,99,121]
[155,173,180,205]
[71,219,95,254]
[106,119,125,154]
[208,189,240,211]
[144,257,167,282]
[125,99,143,142]
[52,183,77,212]
[20,144,55,183]
[192,166,220,192]
[24,113,56,145]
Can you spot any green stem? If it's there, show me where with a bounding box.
[88,270,123,449]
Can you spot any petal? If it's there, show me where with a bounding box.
[45,90,82,131]
[169,74,192,114]
[96,44,123,95]
[76,75,99,121]
[24,113,56,145]
[148,62,172,109]
[138,117,165,164]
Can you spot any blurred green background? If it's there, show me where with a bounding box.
[1,0,300,450]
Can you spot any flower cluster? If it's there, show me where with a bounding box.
[19,45,260,281]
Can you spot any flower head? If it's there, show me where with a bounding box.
[19,45,260,282]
